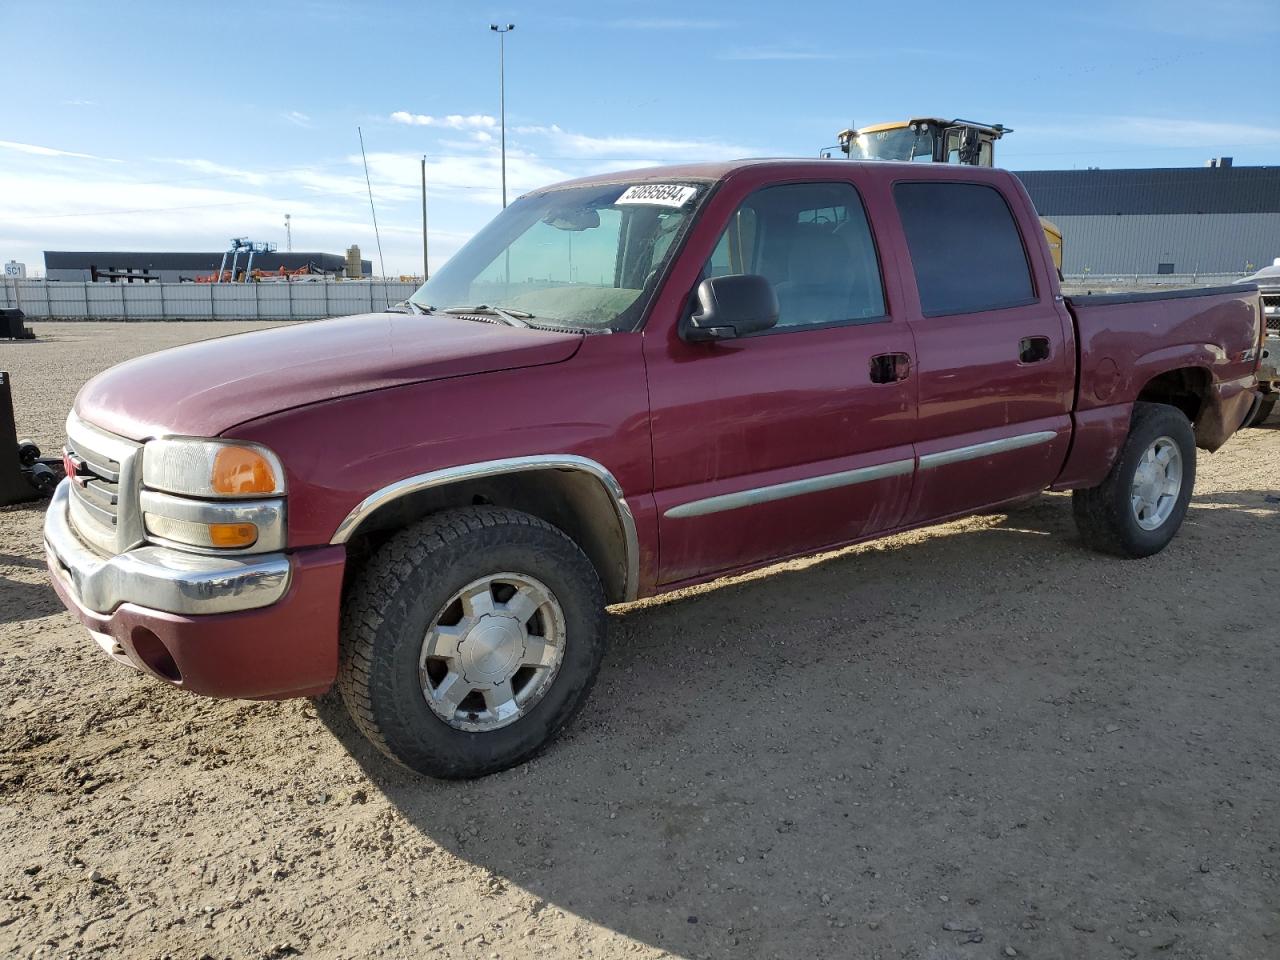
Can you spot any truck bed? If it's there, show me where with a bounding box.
[1065,282,1257,308]
[1067,283,1263,453]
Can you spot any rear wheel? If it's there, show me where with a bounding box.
[338,506,607,779]
[1072,402,1196,558]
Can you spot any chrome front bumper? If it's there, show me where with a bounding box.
[44,480,291,616]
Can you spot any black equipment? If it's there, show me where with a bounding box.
[1,371,64,504]
[1,308,35,340]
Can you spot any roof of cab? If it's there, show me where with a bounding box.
[522,159,843,194]
[523,157,1008,197]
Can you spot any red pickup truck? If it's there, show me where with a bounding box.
[45,160,1264,778]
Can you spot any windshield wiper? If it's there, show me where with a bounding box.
[440,304,532,328]
[391,299,434,315]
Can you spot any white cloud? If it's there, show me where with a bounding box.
[390,111,497,130]
[515,124,758,162]
[718,47,837,61]
[283,111,311,127]
[1016,115,1280,149]
[360,150,573,205]
[1104,116,1280,144]
[160,158,272,186]
[1085,0,1280,40]
[0,139,120,162]
[0,165,453,277]
[611,18,726,29]
[0,117,767,276]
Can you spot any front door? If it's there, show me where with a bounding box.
[645,177,918,585]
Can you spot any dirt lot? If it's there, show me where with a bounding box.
[2,322,1278,960]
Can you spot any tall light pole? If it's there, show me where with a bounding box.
[427,154,437,281]
[489,23,514,208]
[284,213,292,252]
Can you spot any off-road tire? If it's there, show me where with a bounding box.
[1072,401,1196,558]
[338,506,607,779]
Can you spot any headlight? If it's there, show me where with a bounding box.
[143,438,284,498]
[140,438,286,554]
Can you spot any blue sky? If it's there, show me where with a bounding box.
[2,0,1276,276]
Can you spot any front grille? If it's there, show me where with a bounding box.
[65,415,143,556]
[1263,293,1279,336]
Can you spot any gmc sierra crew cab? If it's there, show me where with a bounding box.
[45,160,1265,778]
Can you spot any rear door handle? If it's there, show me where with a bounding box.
[869,353,911,383]
[1019,336,1052,363]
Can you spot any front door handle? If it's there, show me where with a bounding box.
[1019,336,1052,363]
[869,353,911,383]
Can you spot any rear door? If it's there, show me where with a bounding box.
[644,175,917,585]
[891,176,1075,523]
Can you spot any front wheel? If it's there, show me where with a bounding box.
[338,507,607,779]
[1072,401,1196,558]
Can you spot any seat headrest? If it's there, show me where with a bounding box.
[787,231,849,286]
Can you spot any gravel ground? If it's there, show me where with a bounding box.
[1,321,1278,960]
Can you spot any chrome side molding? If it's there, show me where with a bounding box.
[329,455,640,602]
[917,430,1058,470]
[664,430,1060,520]
[664,459,914,519]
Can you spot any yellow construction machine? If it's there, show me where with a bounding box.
[829,117,1063,273]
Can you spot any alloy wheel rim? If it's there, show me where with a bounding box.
[419,572,566,732]
[1130,436,1183,531]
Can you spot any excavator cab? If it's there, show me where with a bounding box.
[835,118,1009,166]
[828,117,1063,275]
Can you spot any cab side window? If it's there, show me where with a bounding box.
[893,181,1036,317]
[704,182,886,330]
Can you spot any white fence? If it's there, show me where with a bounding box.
[2,274,1254,321]
[1061,272,1249,294]
[0,279,420,321]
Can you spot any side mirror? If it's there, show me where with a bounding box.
[683,274,778,343]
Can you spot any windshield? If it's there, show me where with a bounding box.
[848,126,937,163]
[411,181,708,332]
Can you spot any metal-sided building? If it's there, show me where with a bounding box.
[43,251,371,283]
[1014,164,1280,277]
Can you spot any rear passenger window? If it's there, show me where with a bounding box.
[704,182,885,330]
[893,182,1035,317]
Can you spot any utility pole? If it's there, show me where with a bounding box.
[284,214,292,252]
[489,23,515,208]
[427,156,437,280]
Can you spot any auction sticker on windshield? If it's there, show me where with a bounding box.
[616,184,698,208]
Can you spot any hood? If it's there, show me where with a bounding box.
[1238,263,1280,290]
[75,312,583,440]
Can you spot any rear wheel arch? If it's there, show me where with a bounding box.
[1134,366,1211,427]
[331,457,638,604]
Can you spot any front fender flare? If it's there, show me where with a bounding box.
[328,454,640,602]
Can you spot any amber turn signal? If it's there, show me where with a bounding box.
[212,447,278,495]
[207,522,259,548]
